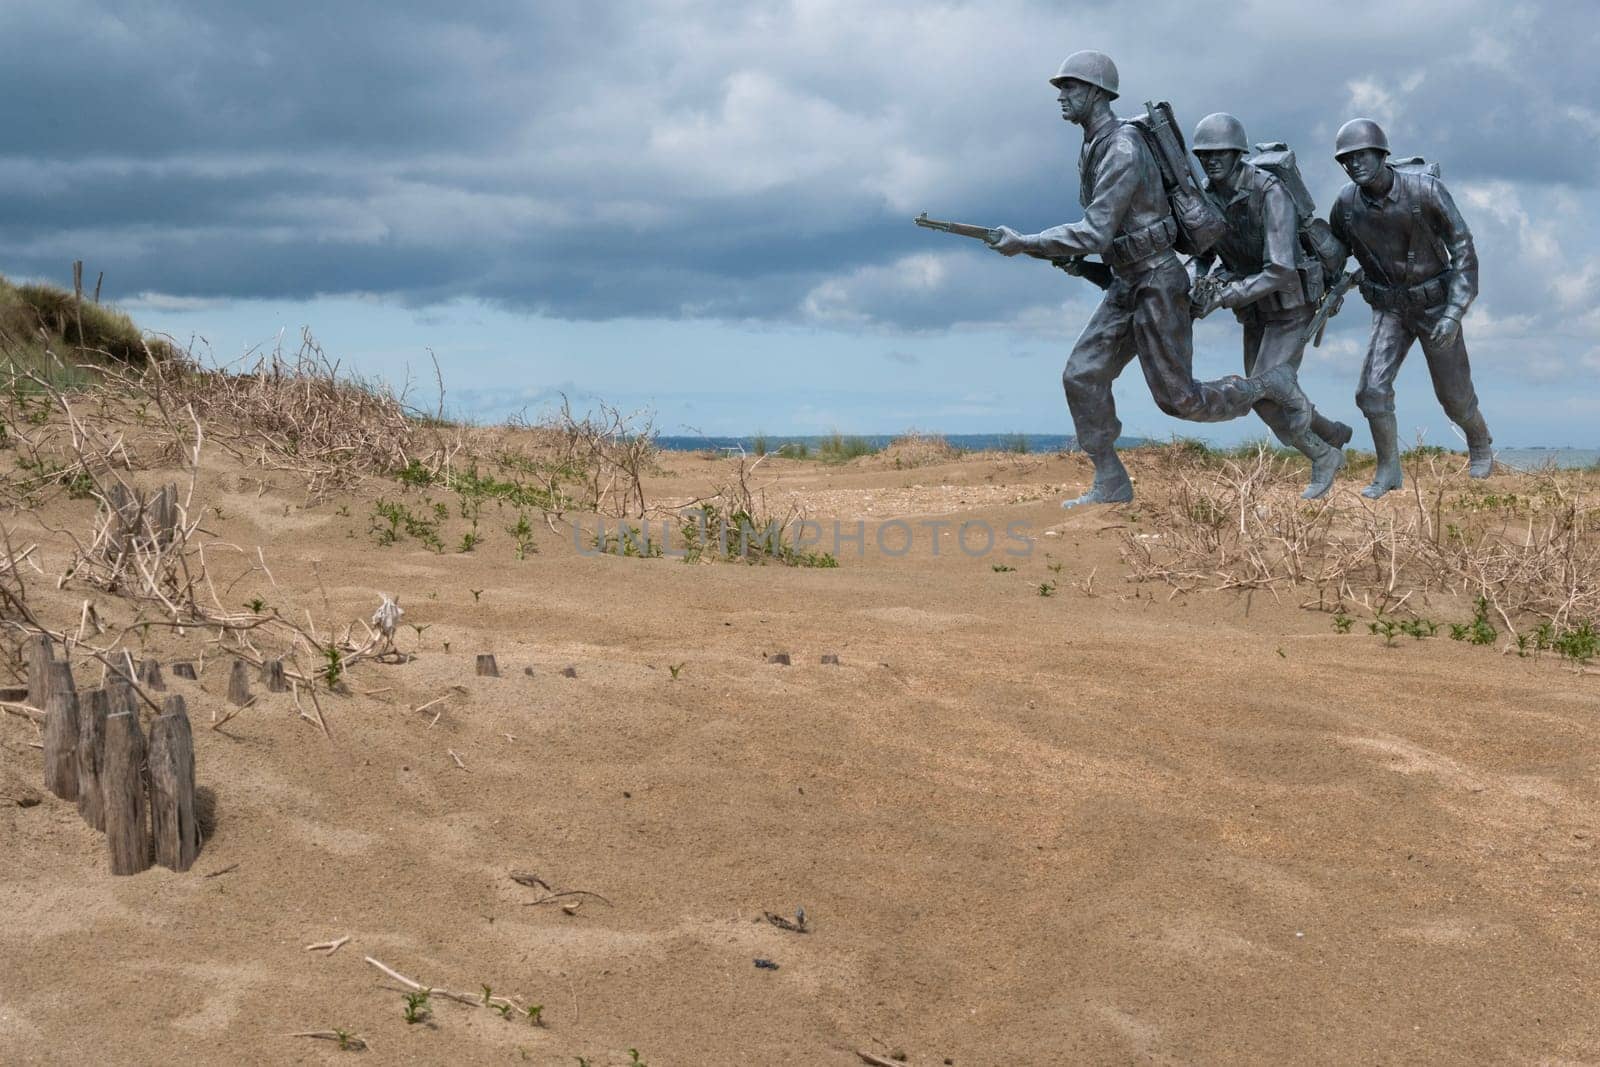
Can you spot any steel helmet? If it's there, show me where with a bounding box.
[1192,113,1248,153]
[1334,118,1390,159]
[1049,50,1119,99]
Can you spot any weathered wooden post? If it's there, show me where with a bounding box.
[226,660,251,706]
[171,662,198,680]
[104,710,151,875]
[138,658,165,692]
[25,633,53,711]
[153,483,178,547]
[42,661,80,800]
[261,658,288,692]
[77,687,110,830]
[476,654,500,677]
[149,695,200,872]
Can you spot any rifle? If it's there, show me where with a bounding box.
[1301,267,1364,348]
[914,213,1113,290]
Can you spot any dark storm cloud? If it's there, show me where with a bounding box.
[1,0,1596,365]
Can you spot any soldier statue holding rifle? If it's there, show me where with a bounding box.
[918,50,1315,508]
[1328,118,1493,498]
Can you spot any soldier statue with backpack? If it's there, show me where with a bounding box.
[1329,117,1493,498]
[1188,113,1352,499]
[984,50,1316,508]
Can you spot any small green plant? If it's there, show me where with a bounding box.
[509,512,537,560]
[668,663,684,680]
[1554,621,1598,666]
[402,990,430,1024]
[1369,617,1400,647]
[1038,581,1057,597]
[495,1003,513,1019]
[1332,613,1353,634]
[396,460,435,487]
[321,645,344,689]
[752,432,769,456]
[443,640,451,653]
[458,528,482,553]
[525,1004,544,1027]
[245,597,267,614]
[1398,618,1438,640]
[335,504,351,517]
[1047,561,1064,574]
[470,588,484,602]
[335,1029,357,1051]
[1448,597,1497,646]
[991,563,1015,573]
[629,1051,647,1067]
[482,984,494,1005]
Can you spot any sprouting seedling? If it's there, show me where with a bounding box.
[1333,613,1353,633]
[482,984,494,1005]
[629,1051,647,1067]
[410,623,430,640]
[1038,581,1056,597]
[321,645,344,688]
[471,589,484,602]
[991,563,1015,572]
[668,663,684,680]
[525,1004,544,1027]
[402,990,430,1024]
[1048,561,1063,574]
[495,1003,513,1019]
[442,640,451,653]
[245,597,267,614]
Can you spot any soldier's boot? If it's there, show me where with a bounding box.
[1361,413,1404,499]
[1284,429,1346,500]
[1251,365,1314,435]
[1062,450,1133,508]
[1312,414,1354,450]
[1459,411,1494,478]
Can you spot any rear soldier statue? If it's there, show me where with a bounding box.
[1329,118,1492,498]
[1189,113,1350,499]
[988,51,1313,508]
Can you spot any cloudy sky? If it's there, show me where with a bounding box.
[4,0,1597,445]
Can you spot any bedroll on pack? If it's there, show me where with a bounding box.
[1248,141,1343,284]
[1131,100,1226,256]
[1390,156,1442,178]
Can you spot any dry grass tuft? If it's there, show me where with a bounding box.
[1120,450,1600,637]
[879,431,961,469]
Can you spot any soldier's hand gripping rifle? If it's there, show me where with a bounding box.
[914,213,1114,290]
[1301,267,1364,348]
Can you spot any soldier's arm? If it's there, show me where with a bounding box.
[1216,181,1300,308]
[1023,133,1140,258]
[1326,191,1354,271]
[1430,179,1479,319]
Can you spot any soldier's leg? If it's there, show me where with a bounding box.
[1132,258,1310,430]
[1249,310,1347,498]
[1413,307,1493,477]
[1061,286,1138,506]
[1355,310,1414,498]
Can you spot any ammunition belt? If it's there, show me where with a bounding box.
[1107,215,1179,269]
[1359,272,1449,311]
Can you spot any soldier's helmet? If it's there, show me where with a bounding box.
[1049,50,1119,99]
[1334,118,1390,159]
[1192,113,1249,153]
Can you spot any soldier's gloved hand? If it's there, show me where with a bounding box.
[1429,313,1461,347]
[987,226,1033,257]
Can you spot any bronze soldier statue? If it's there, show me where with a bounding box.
[1189,113,1351,499]
[1329,118,1492,498]
[988,51,1313,508]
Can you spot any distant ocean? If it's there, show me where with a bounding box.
[655,434,1598,469]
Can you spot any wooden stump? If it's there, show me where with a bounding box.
[767,652,791,666]
[261,658,288,692]
[226,660,251,706]
[76,688,110,830]
[138,658,165,692]
[153,483,178,547]
[42,666,80,801]
[104,711,151,875]
[476,654,500,678]
[24,633,53,711]
[107,678,138,716]
[171,662,198,680]
[149,695,200,872]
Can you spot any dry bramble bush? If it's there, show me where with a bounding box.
[1119,445,1600,644]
